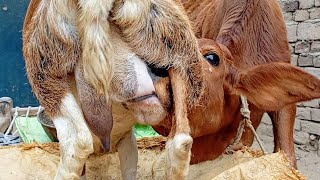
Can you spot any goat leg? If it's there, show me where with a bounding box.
[165,68,192,180]
[117,130,138,180]
[52,93,94,180]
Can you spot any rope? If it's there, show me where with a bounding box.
[5,107,19,136]
[226,95,266,154]
[37,106,42,115]
[1,107,21,146]
[1,106,43,146]
[25,106,31,118]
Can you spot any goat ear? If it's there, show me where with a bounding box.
[227,62,320,111]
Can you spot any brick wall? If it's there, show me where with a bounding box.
[259,0,320,148]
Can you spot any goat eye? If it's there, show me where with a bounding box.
[204,52,220,66]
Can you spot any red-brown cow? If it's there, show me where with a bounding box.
[153,0,320,170]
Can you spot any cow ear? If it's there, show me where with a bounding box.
[226,62,320,111]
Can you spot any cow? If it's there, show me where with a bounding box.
[84,33,320,179]
[153,0,320,169]
[23,0,204,179]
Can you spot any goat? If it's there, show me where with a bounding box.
[23,0,203,179]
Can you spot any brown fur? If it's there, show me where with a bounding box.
[182,0,290,67]
[77,0,205,106]
[23,0,202,178]
[153,0,320,169]
[154,39,320,167]
[77,0,115,97]
[23,0,79,117]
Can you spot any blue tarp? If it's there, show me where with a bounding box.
[0,0,38,107]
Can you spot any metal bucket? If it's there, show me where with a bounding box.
[36,109,58,142]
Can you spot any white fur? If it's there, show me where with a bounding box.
[116,0,145,20]
[112,0,151,23]
[165,133,193,179]
[131,55,155,98]
[47,0,78,39]
[78,0,111,17]
[53,93,93,180]
[78,0,115,96]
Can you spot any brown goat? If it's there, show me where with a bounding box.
[23,0,320,179]
[153,0,320,169]
[23,0,204,179]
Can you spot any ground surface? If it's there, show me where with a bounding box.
[253,115,320,180]
[0,140,302,180]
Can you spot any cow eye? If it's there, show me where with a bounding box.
[204,52,220,66]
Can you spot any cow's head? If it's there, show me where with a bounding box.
[120,37,320,128]
[197,38,320,111]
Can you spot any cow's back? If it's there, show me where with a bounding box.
[182,0,291,68]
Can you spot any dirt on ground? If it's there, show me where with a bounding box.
[0,115,318,179]
[0,140,304,180]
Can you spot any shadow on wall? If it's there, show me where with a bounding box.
[0,0,38,107]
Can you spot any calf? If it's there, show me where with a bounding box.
[153,0,320,169]
[154,38,320,167]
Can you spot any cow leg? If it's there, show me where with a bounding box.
[165,68,192,179]
[53,93,94,180]
[267,104,297,168]
[117,130,138,180]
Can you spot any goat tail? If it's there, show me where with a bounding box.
[77,0,115,98]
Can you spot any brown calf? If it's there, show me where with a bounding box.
[153,0,320,169]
